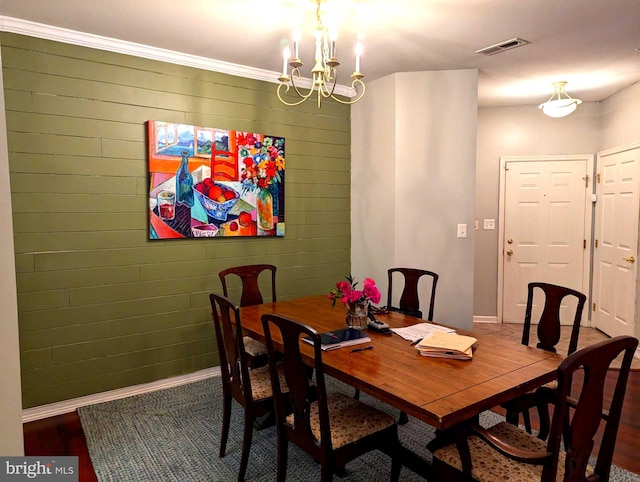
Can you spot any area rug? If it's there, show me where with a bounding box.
[78,376,640,482]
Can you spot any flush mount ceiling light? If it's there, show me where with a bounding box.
[538,81,582,118]
[276,0,365,108]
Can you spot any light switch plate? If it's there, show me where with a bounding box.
[457,223,468,238]
[483,219,496,230]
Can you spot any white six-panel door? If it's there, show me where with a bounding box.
[499,156,592,324]
[593,145,640,337]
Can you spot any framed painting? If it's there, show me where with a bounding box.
[147,121,285,239]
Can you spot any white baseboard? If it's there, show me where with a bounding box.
[473,315,498,323]
[22,367,221,423]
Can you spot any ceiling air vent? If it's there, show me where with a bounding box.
[476,38,530,55]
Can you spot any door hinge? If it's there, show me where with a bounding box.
[583,175,589,188]
[597,173,601,183]
[593,302,596,312]
[595,239,598,248]
[583,239,586,249]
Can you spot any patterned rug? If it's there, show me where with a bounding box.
[78,376,640,481]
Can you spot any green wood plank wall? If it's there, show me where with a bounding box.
[1,33,351,408]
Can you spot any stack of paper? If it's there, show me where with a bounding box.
[391,322,456,343]
[415,331,477,360]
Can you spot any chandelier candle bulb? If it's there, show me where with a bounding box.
[293,29,300,59]
[355,41,362,73]
[329,27,337,59]
[282,46,290,76]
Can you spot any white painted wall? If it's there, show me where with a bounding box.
[351,74,397,303]
[352,69,477,329]
[0,49,24,455]
[474,102,600,317]
[599,81,640,150]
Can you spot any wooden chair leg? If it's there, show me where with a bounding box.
[398,411,409,425]
[505,406,519,426]
[390,429,402,482]
[320,463,332,482]
[276,435,288,482]
[522,410,532,434]
[536,393,552,440]
[238,412,254,482]
[219,391,232,457]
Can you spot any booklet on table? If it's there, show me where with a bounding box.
[303,328,371,351]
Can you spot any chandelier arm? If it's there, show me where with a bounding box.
[277,82,315,107]
[289,68,316,99]
[318,67,339,98]
[329,78,366,105]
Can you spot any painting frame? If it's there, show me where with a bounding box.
[147,121,285,239]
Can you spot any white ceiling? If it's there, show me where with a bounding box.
[0,0,639,107]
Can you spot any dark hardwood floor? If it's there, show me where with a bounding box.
[24,370,640,480]
[24,411,98,482]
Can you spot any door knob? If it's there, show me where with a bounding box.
[623,256,636,264]
[507,238,513,244]
[506,249,513,256]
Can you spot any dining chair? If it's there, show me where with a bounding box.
[261,313,402,482]
[219,264,277,368]
[501,282,586,439]
[381,267,438,424]
[432,335,638,482]
[210,293,290,482]
[387,267,439,320]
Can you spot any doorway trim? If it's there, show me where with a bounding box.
[497,154,595,324]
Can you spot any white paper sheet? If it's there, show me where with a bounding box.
[391,322,456,342]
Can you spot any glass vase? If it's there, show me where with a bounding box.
[256,188,274,230]
[346,302,369,330]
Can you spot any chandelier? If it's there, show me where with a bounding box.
[276,0,365,108]
[538,81,582,118]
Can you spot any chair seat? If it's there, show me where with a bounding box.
[243,336,267,357]
[248,365,289,401]
[433,421,593,482]
[287,392,396,449]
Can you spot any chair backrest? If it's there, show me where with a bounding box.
[209,293,253,405]
[219,264,277,307]
[387,268,439,320]
[261,313,331,459]
[522,282,586,355]
[542,335,638,482]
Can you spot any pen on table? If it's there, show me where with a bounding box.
[351,346,373,353]
[327,332,338,339]
[410,338,423,346]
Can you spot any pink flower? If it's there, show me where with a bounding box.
[337,280,351,293]
[348,290,364,303]
[362,278,381,304]
[328,274,381,309]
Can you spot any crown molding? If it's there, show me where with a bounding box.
[0,15,356,98]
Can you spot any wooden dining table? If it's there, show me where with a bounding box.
[240,295,564,475]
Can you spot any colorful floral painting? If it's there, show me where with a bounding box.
[147,121,285,239]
